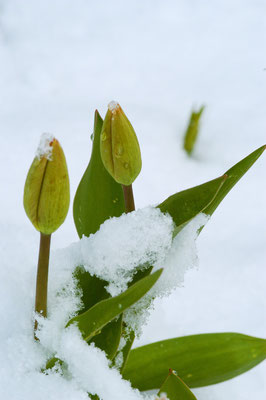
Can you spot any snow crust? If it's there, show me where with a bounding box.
[36,132,55,160]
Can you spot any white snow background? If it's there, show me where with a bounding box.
[0,1,265,399]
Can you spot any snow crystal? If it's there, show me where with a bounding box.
[36,132,55,160]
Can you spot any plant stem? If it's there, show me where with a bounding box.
[122,184,135,213]
[34,232,51,336]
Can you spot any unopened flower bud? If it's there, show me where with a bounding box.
[23,133,70,234]
[100,101,142,185]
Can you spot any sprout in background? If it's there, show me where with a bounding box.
[183,105,205,155]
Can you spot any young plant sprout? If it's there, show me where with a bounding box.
[100,101,141,213]
[183,105,205,155]
[23,134,70,335]
[23,105,265,400]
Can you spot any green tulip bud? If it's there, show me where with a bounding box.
[23,134,70,234]
[100,101,142,185]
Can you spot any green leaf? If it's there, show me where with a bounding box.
[158,370,197,400]
[72,111,126,359]
[123,332,266,390]
[157,145,265,235]
[91,315,123,360]
[66,269,163,342]
[183,106,205,156]
[73,110,125,238]
[73,266,109,313]
[157,175,227,235]
[204,145,265,216]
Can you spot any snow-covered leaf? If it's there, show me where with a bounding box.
[66,269,163,341]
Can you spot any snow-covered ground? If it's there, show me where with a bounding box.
[0,1,265,399]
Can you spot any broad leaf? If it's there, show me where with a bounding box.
[123,332,266,390]
[66,269,163,342]
[157,370,197,400]
[73,110,125,238]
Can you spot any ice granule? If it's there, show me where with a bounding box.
[36,132,55,160]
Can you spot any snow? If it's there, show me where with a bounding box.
[36,133,55,160]
[50,206,174,296]
[0,204,202,399]
[0,1,265,399]
[155,394,169,400]
[108,100,120,113]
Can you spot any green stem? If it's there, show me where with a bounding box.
[34,232,51,336]
[122,184,135,213]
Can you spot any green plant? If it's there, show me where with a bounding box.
[183,106,205,155]
[24,103,265,400]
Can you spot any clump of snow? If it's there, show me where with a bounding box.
[53,206,174,296]
[36,270,82,354]
[108,100,120,113]
[113,336,127,369]
[36,132,55,160]
[155,393,169,400]
[123,213,209,336]
[57,326,145,400]
[153,213,209,296]
[50,209,208,338]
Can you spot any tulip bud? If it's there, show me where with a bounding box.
[100,101,142,185]
[23,133,70,234]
